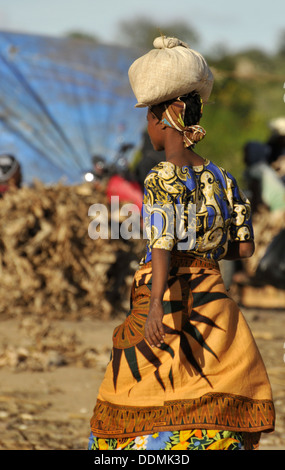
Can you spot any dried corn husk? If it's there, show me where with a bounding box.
[0,182,144,318]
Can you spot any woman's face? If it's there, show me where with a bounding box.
[147,109,164,151]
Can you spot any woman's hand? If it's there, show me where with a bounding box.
[144,247,171,347]
[145,298,165,348]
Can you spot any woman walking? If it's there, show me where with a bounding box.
[89,37,275,451]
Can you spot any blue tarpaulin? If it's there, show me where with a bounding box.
[0,31,146,184]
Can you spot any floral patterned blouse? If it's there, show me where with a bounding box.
[142,159,253,263]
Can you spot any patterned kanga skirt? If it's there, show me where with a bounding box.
[88,428,247,450]
[89,254,275,450]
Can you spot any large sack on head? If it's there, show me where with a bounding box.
[128,36,214,108]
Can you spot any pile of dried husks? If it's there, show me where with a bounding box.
[0,182,144,319]
[244,206,285,278]
[0,182,283,318]
[235,206,285,309]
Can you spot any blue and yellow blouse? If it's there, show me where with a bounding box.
[142,160,254,263]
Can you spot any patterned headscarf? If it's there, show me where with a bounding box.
[151,96,206,148]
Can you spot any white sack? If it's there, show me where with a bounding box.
[128,36,214,108]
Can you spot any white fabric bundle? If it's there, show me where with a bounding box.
[268,117,285,136]
[128,36,214,108]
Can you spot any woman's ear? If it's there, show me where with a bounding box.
[150,111,166,130]
[159,121,167,130]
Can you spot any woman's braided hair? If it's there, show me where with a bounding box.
[180,91,203,126]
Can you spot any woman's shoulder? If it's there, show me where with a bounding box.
[145,161,177,178]
[203,160,239,187]
[144,161,196,197]
[145,160,196,185]
[144,162,180,196]
[205,161,249,205]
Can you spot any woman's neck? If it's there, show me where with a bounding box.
[166,150,205,167]
[160,126,205,167]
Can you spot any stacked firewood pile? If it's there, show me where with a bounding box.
[0,181,283,317]
[0,182,144,319]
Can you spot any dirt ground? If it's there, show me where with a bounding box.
[0,305,284,451]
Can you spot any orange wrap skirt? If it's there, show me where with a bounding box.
[90,254,275,449]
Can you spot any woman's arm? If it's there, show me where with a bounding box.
[144,248,171,348]
[224,240,255,260]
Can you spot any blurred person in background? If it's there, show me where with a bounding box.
[267,117,285,165]
[268,117,285,184]
[243,118,285,213]
[0,154,22,196]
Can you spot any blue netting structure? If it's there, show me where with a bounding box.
[0,31,146,184]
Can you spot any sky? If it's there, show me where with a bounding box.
[0,0,284,54]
